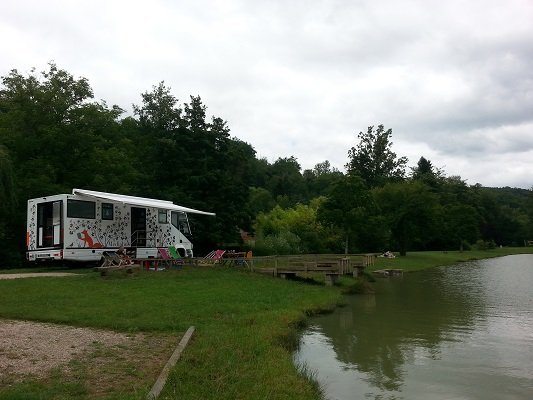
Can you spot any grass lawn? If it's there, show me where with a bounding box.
[371,247,533,272]
[1,247,531,399]
[0,267,343,400]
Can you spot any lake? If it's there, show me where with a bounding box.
[294,255,533,400]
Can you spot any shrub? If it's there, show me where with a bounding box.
[253,231,302,255]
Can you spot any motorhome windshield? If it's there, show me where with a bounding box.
[171,211,191,235]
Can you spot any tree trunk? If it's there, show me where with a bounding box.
[344,235,349,255]
[399,224,407,256]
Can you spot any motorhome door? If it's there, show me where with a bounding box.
[37,200,62,248]
[131,207,147,247]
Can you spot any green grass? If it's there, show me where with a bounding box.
[371,247,533,272]
[1,247,531,399]
[0,267,342,400]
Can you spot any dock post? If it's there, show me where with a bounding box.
[324,274,338,286]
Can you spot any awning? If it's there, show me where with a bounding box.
[72,189,216,216]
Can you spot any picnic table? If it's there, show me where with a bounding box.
[222,251,250,267]
[134,257,178,271]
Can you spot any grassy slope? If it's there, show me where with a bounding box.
[0,268,342,400]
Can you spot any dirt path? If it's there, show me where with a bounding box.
[0,319,177,397]
[0,272,80,280]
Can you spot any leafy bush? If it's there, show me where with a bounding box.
[253,231,302,255]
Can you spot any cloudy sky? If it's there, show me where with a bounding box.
[1,0,532,188]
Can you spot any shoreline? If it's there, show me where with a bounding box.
[370,247,533,273]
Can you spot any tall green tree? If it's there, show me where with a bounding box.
[374,181,441,256]
[0,63,129,195]
[247,187,276,216]
[528,188,533,240]
[474,187,530,246]
[0,146,18,265]
[443,204,480,251]
[132,87,256,253]
[303,160,343,200]
[0,64,132,264]
[411,156,443,189]
[0,146,16,237]
[318,174,381,254]
[266,156,306,207]
[346,125,407,188]
[132,81,183,132]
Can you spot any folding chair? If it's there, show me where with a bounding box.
[204,249,226,263]
[100,251,125,268]
[168,246,184,268]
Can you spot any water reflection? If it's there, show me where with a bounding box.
[295,255,533,400]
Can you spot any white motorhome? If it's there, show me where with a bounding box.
[26,189,215,262]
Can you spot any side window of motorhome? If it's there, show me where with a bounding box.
[171,211,191,234]
[67,200,96,219]
[158,210,168,224]
[102,203,114,220]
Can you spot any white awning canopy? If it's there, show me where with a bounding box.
[72,189,216,216]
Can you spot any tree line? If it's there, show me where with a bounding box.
[1,64,532,265]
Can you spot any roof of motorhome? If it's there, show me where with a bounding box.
[72,189,215,216]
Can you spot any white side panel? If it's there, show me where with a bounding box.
[62,248,110,262]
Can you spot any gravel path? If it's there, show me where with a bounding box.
[0,319,139,378]
[0,272,80,280]
[0,272,178,396]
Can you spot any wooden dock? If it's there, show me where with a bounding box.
[251,254,375,286]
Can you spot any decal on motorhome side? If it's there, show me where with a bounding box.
[68,204,131,248]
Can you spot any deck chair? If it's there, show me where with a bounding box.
[213,250,226,260]
[214,250,226,260]
[159,247,183,269]
[199,249,226,265]
[204,250,216,259]
[100,251,125,268]
[157,248,172,269]
[168,246,185,267]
